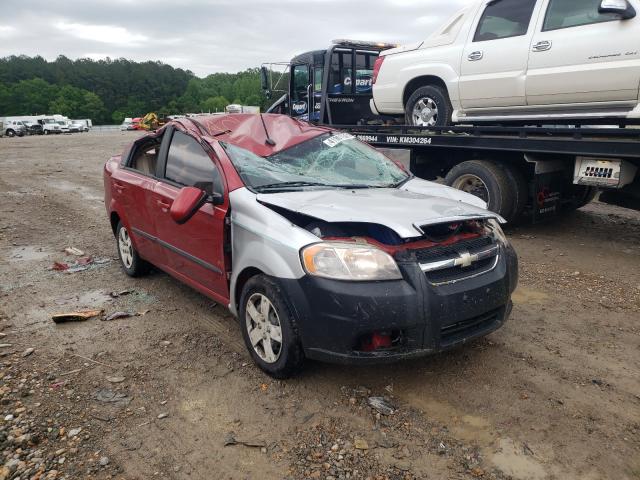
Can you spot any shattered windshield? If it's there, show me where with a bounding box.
[222,133,409,192]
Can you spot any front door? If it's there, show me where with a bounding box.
[151,129,229,302]
[526,0,640,106]
[459,0,541,110]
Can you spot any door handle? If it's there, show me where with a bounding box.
[157,199,172,211]
[532,40,552,52]
[113,182,127,192]
[467,51,483,61]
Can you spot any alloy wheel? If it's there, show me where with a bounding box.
[245,293,283,364]
[412,97,439,127]
[118,227,134,268]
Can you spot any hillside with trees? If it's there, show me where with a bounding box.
[0,55,271,124]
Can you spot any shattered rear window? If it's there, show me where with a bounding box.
[222,133,408,192]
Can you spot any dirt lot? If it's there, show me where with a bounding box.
[0,131,638,480]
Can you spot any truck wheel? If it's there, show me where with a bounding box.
[44,130,49,135]
[568,185,598,210]
[405,85,452,127]
[6,129,15,137]
[239,275,304,379]
[116,222,150,277]
[499,163,529,224]
[445,160,517,222]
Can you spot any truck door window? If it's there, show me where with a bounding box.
[292,65,310,102]
[473,0,537,42]
[313,67,324,92]
[543,0,622,31]
[329,50,353,94]
[354,52,377,94]
[164,131,223,195]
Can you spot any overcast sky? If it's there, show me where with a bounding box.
[0,0,472,77]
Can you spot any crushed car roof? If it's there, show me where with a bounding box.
[184,114,331,157]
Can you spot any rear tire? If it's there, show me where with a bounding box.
[115,222,150,277]
[499,163,529,224]
[405,85,452,127]
[445,160,517,222]
[239,275,304,379]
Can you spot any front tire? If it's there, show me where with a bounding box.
[239,275,304,379]
[6,129,15,137]
[116,222,149,277]
[405,85,452,127]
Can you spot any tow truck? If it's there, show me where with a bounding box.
[261,40,640,223]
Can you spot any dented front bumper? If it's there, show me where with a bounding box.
[278,243,518,365]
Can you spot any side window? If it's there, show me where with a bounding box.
[292,65,309,102]
[354,52,377,94]
[544,0,621,31]
[474,0,537,42]
[165,131,223,195]
[129,137,161,176]
[313,67,324,92]
[329,50,353,94]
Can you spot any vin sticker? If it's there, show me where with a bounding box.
[323,133,354,148]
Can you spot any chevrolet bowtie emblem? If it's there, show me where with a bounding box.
[454,251,477,268]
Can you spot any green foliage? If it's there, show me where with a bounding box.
[0,56,274,124]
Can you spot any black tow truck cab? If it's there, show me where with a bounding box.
[262,42,640,223]
[261,39,397,126]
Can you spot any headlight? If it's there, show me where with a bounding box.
[488,219,509,246]
[301,242,402,281]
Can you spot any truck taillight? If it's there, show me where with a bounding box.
[372,56,385,85]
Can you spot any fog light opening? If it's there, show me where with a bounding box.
[359,331,400,352]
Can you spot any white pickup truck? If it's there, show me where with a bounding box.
[371,0,640,126]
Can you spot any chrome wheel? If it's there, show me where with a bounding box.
[118,227,134,269]
[411,97,439,127]
[245,293,283,364]
[451,174,490,203]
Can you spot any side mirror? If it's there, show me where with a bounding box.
[170,187,207,224]
[260,66,271,99]
[599,0,636,18]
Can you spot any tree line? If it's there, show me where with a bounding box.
[0,55,272,124]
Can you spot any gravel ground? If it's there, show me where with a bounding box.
[0,131,638,480]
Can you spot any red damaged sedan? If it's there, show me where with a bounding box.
[104,114,517,378]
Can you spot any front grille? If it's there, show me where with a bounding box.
[413,236,492,263]
[440,307,502,346]
[426,256,496,284]
[409,236,498,285]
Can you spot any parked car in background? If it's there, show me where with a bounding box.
[68,121,86,133]
[1,119,27,137]
[38,118,62,135]
[21,121,43,135]
[56,121,70,133]
[120,119,135,131]
[71,119,92,131]
[371,0,640,126]
[104,114,518,378]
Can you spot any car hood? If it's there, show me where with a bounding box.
[257,178,504,239]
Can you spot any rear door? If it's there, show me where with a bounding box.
[151,129,229,301]
[110,135,164,264]
[459,0,541,109]
[526,0,640,106]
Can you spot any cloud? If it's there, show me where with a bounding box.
[0,25,16,38]
[2,0,476,76]
[55,21,148,46]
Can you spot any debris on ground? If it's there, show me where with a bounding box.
[52,309,104,323]
[106,376,125,383]
[157,413,169,419]
[64,246,85,256]
[109,288,134,298]
[50,256,111,273]
[103,311,136,321]
[367,396,396,415]
[94,389,132,407]
[223,432,266,448]
[21,347,35,357]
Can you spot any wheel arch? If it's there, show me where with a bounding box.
[110,211,121,237]
[402,75,450,107]
[232,266,265,316]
